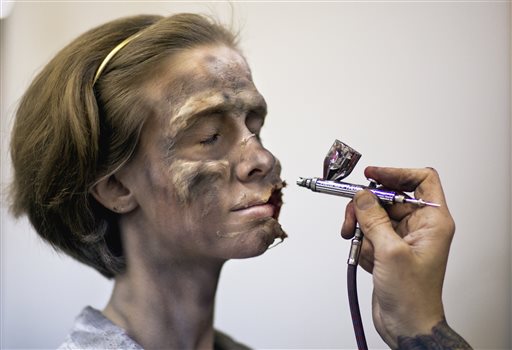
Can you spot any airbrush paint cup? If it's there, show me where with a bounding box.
[323,139,361,181]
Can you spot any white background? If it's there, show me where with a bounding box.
[1,1,510,349]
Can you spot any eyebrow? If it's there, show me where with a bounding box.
[168,90,267,139]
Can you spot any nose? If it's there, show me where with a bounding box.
[235,134,275,182]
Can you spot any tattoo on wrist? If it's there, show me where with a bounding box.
[397,318,472,350]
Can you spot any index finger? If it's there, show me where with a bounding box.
[364,166,448,209]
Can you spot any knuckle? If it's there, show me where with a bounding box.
[425,166,440,179]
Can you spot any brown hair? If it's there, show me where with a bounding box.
[9,13,238,278]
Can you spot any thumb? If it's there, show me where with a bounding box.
[353,190,400,248]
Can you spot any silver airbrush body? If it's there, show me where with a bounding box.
[296,177,440,207]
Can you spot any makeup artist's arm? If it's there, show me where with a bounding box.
[341,167,472,350]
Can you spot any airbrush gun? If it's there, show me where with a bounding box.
[296,140,440,350]
[297,140,440,207]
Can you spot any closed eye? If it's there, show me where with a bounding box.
[200,133,221,146]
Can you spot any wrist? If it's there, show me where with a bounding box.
[397,308,445,339]
[377,301,445,348]
[396,318,472,350]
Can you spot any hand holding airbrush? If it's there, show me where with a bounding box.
[296,140,443,350]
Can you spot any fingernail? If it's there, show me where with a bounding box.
[355,191,376,210]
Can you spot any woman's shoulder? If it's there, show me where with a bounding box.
[58,306,251,350]
[57,306,142,350]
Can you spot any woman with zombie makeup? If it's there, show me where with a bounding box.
[10,14,285,349]
[10,12,470,350]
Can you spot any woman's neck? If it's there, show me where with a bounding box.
[103,233,224,349]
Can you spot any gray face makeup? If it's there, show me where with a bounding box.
[131,45,287,259]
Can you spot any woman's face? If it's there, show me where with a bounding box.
[118,45,286,264]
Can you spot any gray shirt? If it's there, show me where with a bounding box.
[58,306,250,350]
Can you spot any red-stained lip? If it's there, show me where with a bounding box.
[231,185,284,220]
[231,199,267,211]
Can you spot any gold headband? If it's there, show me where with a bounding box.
[93,32,143,85]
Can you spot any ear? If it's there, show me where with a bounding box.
[90,174,138,214]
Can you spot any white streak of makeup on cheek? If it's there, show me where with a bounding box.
[168,159,229,219]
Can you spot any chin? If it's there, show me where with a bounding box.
[225,218,287,259]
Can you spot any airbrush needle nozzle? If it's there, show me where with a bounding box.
[404,198,441,207]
